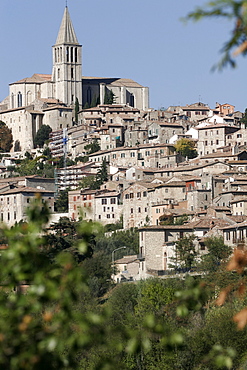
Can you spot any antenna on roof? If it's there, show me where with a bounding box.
[65,0,68,7]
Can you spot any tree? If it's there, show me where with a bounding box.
[14,140,21,152]
[84,139,100,154]
[91,157,108,189]
[241,108,247,128]
[0,121,13,152]
[77,175,96,190]
[203,236,232,271]
[90,94,100,108]
[104,88,116,104]
[172,235,198,271]
[174,138,197,159]
[55,189,69,212]
[34,125,52,148]
[74,97,80,123]
[186,1,247,70]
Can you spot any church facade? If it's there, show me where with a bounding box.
[0,7,149,152]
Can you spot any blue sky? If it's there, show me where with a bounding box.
[1,0,247,112]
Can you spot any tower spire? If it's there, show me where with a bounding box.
[55,6,78,45]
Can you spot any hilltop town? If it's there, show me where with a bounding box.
[1,7,247,281]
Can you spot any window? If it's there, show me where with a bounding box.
[110,198,116,204]
[205,141,208,146]
[143,191,147,197]
[102,199,107,205]
[71,68,74,79]
[130,208,133,214]
[107,214,110,218]
[125,194,130,199]
[121,153,125,158]
[130,193,134,199]
[137,192,141,198]
[17,92,22,107]
[70,47,73,62]
[0,213,3,222]
[66,47,69,62]
[7,197,9,205]
[138,207,141,213]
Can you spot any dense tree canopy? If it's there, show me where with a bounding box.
[34,125,52,148]
[174,138,197,159]
[0,120,13,152]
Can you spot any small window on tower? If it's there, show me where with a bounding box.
[71,68,74,79]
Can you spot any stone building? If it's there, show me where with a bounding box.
[0,7,149,151]
[0,187,54,226]
[197,124,239,156]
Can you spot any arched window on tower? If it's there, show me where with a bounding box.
[66,47,69,62]
[71,68,74,79]
[70,47,73,63]
[75,47,77,63]
[58,69,60,80]
[17,92,22,107]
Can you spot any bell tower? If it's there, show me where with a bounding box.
[52,7,82,106]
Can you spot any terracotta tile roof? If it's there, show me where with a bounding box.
[1,186,54,195]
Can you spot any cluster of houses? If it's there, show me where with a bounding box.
[1,100,247,282]
[1,7,247,281]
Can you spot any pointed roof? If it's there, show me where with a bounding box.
[55,7,79,45]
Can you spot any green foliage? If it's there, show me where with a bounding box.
[241,108,247,128]
[90,157,108,190]
[54,189,69,212]
[77,175,96,190]
[172,234,198,270]
[104,88,116,104]
[34,125,52,148]
[74,97,79,123]
[95,227,139,256]
[14,140,21,152]
[0,120,13,152]
[0,197,104,369]
[90,95,100,108]
[203,236,232,272]
[185,0,247,70]
[174,138,197,159]
[84,139,100,155]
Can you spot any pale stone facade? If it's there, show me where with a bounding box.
[0,187,54,226]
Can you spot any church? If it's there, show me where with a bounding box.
[0,7,149,151]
